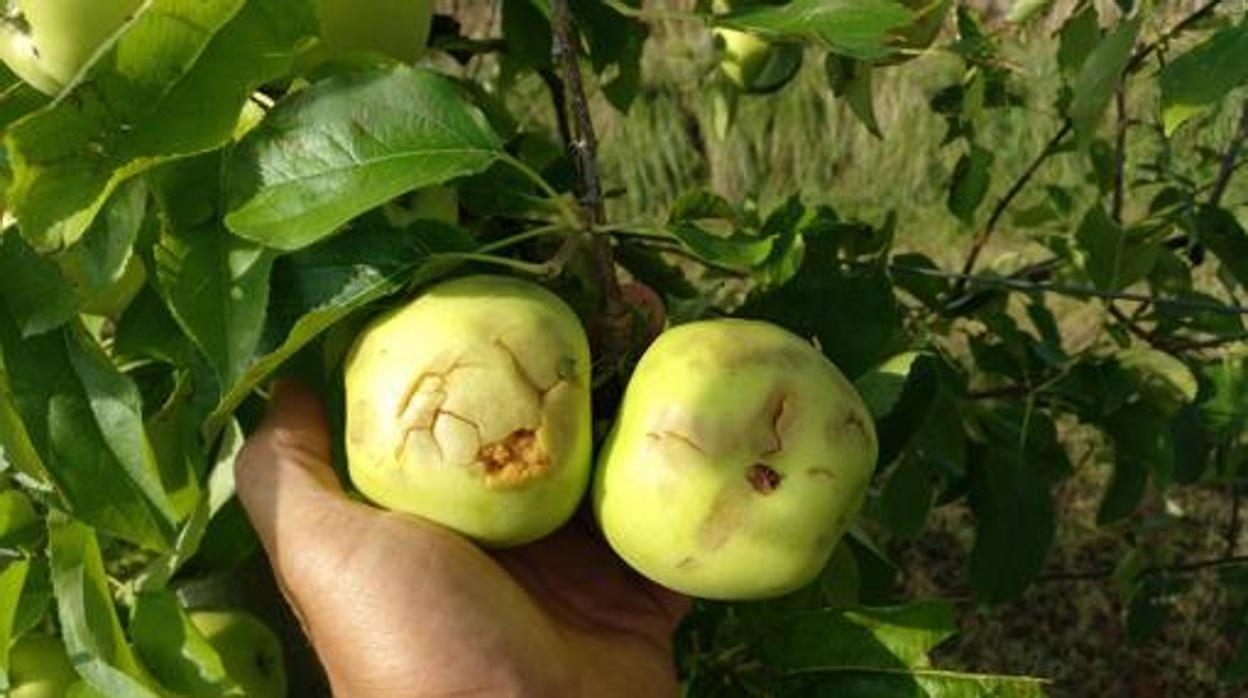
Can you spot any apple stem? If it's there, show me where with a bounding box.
[548,0,629,358]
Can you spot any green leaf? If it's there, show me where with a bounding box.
[0,319,176,550]
[1160,21,1248,135]
[203,220,474,439]
[131,590,236,696]
[825,56,881,138]
[6,0,316,251]
[1116,347,1198,416]
[1196,206,1248,290]
[880,456,935,538]
[572,0,649,111]
[666,222,775,270]
[737,231,902,378]
[0,230,76,337]
[1098,405,1175,523]
[855,352,941,468]
[968,409,1064,603]
[781,669,1049,697]
[1075,205,1159,291]
[49,515,160,698]
[53,180,149,316]
[1057,4,1100,76]
[151,218,273,396]
[1069,14,1141,147]
[714,0,914,61]
[755,601,957,671]
[225,67,503,251]
[0,559,29,691]
[947,144,994,225]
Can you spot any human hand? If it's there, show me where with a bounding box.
[235,381,689,697]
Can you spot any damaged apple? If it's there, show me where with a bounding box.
[344,275,593,547]
[593,319,877,600]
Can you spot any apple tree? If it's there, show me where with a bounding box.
[0,0,1241,696]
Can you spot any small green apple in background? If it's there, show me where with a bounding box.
[314,0,434,63]
[594,319,878,600]
[345,275,593,546]
[189,611,286,698]
[8,633,78,698]
[383,185,459,228]
[712,0,803,94]
[0,0,143,95]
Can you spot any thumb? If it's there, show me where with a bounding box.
[234,380,362,586]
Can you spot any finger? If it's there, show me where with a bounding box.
[234,380,361,581]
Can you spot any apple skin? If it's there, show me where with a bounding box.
[8,633,79,698]
[345,275,593,547]
[384,186,458,228]
[593,319,878,600]
[189,611,286,698]
[0,0,143,95]
[315,0,434,63]
[712,0,803,94]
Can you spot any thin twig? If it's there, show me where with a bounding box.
[1037,554,1248,585]
[1210,99,1248,208]
[539,69,573,152]
[1228,484,1241,558]
[1112,86,1128,223]
[889,262,1248,315]
[1123,0,1227,75]
[950,0,1228,297]
[549,0,628,345]
[953,122,1072,292]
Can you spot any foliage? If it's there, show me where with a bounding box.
[0,0,1243,696]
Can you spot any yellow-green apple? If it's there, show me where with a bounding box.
[0,0,142,94]
[345,275,593,546]
[594,319,877,600]
[8,633,78,698]
[189,611,286,698]
[315,0,434,64]
[712,0,803,93]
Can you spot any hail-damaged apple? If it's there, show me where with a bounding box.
[594,319,878,600]
[344,275,593,546]
[0,0,142,95]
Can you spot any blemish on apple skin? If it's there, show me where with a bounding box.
[676,556,697,570]
[746,464,783,494]
[807,468,835,480]
[696,490,748,552]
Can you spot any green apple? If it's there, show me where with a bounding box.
[345,275,592,546]
[315,0,434,64]
[0,0,143,95]
[189,611,286,698]
[712,0,803,94]
[8,633,78,698]
[383,186,458,228]
[0,488,37,543]
[594,319,878,600]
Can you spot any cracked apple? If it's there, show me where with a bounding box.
[315,0,434,64]
[0,0,143,95]
[712,0,803,94]
[345,275,592,546]
[594,319,877,600]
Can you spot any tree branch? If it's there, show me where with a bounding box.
[953,122,1072,292]
[890,262,1248,316]
[950,0,1228,298]
[1210,99,1248,208]
[1112,86,1128,223]
[548,0,628,346]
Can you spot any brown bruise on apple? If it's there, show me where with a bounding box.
[645,387,874,560]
